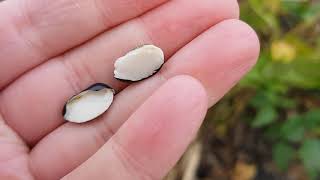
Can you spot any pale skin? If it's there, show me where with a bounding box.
[0,0,260,179]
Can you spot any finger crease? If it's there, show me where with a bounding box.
[69,0,82,10]
[131,0,144,16]
[135,17,155,46]
[94,117,116,145]
[17,0,49,60]
[58,58,83,93]
[111,139,157,180]
[94,0,114,29]
[0,95,9,125]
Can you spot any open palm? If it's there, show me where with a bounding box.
[0,0,259,179]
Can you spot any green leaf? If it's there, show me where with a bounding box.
[248,0,280,35]
[264,123,282,140]
[302,3,320,23]
[250,90,280,108]
[303,109,320,130]
[299,139,320,179]
[252,106,278,128]
[281,1,309,17]
[277,97,297,109]
[273,142,295,171]
[281,116,305,142]
[250,92,271,108]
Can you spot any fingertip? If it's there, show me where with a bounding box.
[165,75,208,110]
[215,19,261,66]
[228,0,240,19]
[113,75,209,178]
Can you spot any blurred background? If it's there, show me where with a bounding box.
[165,0,320,180]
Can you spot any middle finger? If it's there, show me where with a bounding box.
[0,0,239,145]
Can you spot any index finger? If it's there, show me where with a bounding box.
[0,0,168,88]
[63,76,208,180]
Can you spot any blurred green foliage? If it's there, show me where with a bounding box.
[241,0,320,90]
[239,0,320,178]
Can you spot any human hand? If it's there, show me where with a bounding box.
[0,0,259,179]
